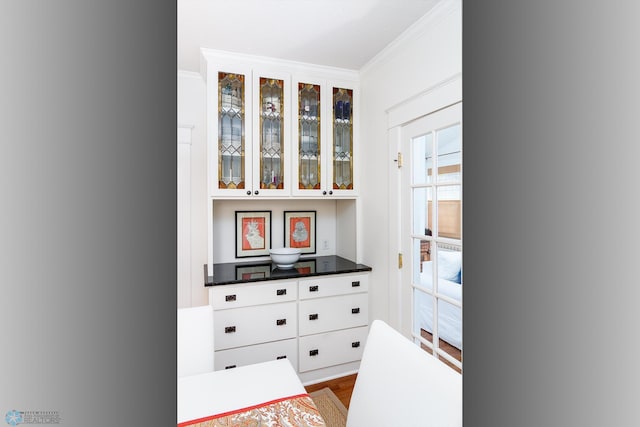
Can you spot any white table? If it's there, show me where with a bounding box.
[177,359,306,424]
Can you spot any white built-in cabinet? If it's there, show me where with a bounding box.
[209,272,369,384]
[201,49,368,383]
[201,49,359,199]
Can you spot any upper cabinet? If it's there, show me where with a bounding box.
[202,49,358,199]
[252,70,292,197]
[215,68,251,196]
[292,77,357,197]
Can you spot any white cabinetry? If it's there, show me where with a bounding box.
[291,76,358,197]
[201,48,359,200]
[208,272,370,383]
[209,280,298,371]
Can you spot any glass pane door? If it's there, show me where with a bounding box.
[218,72,245,189]
[259,77,284,189]
[332,87,353,190]
[401,102,462,373]
[298,83,321,190]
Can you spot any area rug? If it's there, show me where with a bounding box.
[308,388,348,427]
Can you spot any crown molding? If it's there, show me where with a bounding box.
[359,0,461,76]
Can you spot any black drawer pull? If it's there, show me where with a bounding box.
[352,281,360,287]
[225,294,237,302]
[309,285,319,292]
[352,341,361,348]
[224,326,236,333]
[352,308,360,314]
[276,318,287,326]
[225,365,236,369]
[309,313,318,320]
[276,289,287,296]
[309,349,319,356]
[276,355,287,360]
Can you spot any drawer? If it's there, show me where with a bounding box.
[209,280,297,310]
[214,302,297,350]
[299,293,368,336]
[298,326,369,372]
[299,274,368,300]
[214,338,298,371]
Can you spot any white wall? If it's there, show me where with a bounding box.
[358,0,462,328]
[178,71,208,307]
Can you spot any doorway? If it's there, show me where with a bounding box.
[398,102,462,371]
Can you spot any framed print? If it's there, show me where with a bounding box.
[235,211,271,258]
[284,210,316,254]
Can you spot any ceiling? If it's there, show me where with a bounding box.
[178,0,441,72]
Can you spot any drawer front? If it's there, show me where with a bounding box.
[299,293,368,336]
[298,326,369,372]
[299,274,368,300]
[210,280,297,310]
[214,302,297,350]
[214,338,298,371]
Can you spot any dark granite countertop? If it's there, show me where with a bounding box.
[204,255,372,286]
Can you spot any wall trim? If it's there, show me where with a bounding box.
[178,124,195,145]
[386,73,462,129]
[178,125,194,307]
[178,70,202,80]
[199,48,359,82]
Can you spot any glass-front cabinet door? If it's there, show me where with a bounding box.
[217,71,248,192]
[293,78,357,197]
[208,64,291,197]
[296,80,322,193]
[208,65,253,197]
[251,71,290,196]
[332,86,354,192]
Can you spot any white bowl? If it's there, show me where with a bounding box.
[269,248,302,269]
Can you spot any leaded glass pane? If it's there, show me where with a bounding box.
[298,83,321,189]
[218,72,245,189]
[333,87,353,190]
[259,77,284,189]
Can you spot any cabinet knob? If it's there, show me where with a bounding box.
[309,349,319,356]
[309,285,319,292]
[322,191,327,195]
[225,294,237,302]
[276,289,287,296]
[276,318,287,326]
[224,326,236,333]
[309,313,319,320]
[352,281,360,287]
[352,341,361,348]
[329,190,333,195]
[276,355,287,360]
[352,307,360,314]
[225,365,237,369]
[246,190,251,195]
[254,190,259,195]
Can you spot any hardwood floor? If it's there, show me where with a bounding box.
[420,329,462,374]
[305,373,358,409]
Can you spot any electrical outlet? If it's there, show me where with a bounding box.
[322,240,329,250]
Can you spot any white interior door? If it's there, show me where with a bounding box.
[399,102,462,371]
